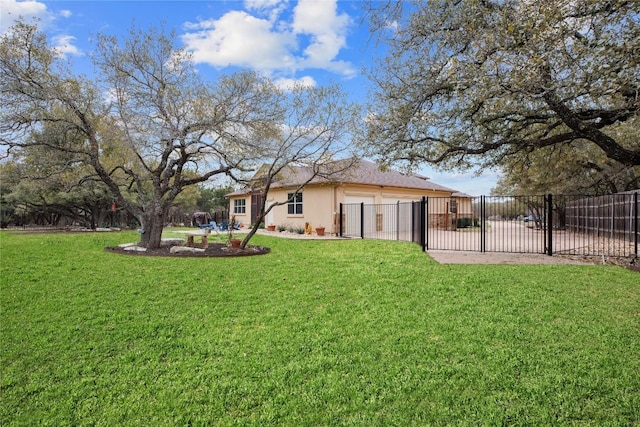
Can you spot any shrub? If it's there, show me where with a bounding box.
[457,217,479,228]
[289,225,305,234]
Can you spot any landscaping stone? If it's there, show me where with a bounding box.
[161,238,185,246]
[118,242,139,248]
[170,246,205,254]
[123,245,147,252]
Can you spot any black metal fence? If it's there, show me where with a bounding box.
[339,192,639,258]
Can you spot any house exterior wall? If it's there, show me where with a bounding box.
[337,184,452,205]
[265,185,334,232]
[229,195,251,227]
[457,197,473,217]
[228,183,472,235]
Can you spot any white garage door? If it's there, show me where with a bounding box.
[345,195,376,205]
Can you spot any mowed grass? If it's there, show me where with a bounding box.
[1,231,638,426]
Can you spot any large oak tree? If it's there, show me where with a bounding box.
[1,22,279,248]
[362,0,640,173]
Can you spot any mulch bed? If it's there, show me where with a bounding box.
[105,243,270,258]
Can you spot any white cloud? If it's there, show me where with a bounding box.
[385,20,399,32]
[274,75,316,90]
[51,34,82,57]
[182,10,297,71]
[291,0,353,75]
[0,0,48,33]
[244,0,285,9]
[181,0,355,78]
[1,1,78,58]
[243,0,288,22]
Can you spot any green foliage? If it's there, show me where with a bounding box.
[494,131,640,196]
[196,185,233,212]
[0,147,114,227]
[0,21,283,247]
[288,225,305,234]
[363,0,640,172]
[1,231,639,425]
[1,21,360,248]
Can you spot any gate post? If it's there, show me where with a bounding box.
[425,196,429,251]
[360,202,364,239]
[480,196,486,253]
[421,196,427,252]
[396,201,400,241]
[547,194,553,256]
[634,192,638,257]
[339,203,343,237]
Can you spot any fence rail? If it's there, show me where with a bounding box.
[339,192,639,258]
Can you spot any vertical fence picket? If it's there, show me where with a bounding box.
[338,192,637,259]
[480,195,485,253]
[634,192,638,257]
[425,197,428,251]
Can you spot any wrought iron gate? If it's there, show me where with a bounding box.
[339,193,639,258]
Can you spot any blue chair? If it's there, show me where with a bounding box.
[218,221,229,231]
[198,220,219,232]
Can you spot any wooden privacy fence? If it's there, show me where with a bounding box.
[339,192,639,258]
[564,192,638,242]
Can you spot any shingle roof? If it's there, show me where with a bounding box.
[229,159,460,196]
[323,160,458,193]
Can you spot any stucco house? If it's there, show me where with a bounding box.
[227,159,473,235]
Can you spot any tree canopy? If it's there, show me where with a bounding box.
[222,82,360,248]
[1,21,343,248]
[492,143,640,196]
[362,0,640,175]
[0,141,114,228]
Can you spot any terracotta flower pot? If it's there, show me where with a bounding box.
[315,227,325,236]
[229,238,242,248]
[267,225,276,232]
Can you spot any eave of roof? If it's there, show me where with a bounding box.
[228,159,462,196]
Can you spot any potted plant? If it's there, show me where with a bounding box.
[267,224,276,232]
[315,225,325,236]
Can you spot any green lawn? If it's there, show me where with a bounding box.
[1,230,638,426]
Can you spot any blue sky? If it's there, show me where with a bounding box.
[0,0,500,195]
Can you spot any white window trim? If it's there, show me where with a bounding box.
[233,198,246,214]
[287,192,303,216]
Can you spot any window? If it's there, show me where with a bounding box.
[234,199,246,214]
[287,192,303,215]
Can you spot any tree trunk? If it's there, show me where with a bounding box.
[241,228,258,248]
[137,204,168,248]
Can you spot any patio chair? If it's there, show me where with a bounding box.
[207,220,219,232]
[218,221,229,231]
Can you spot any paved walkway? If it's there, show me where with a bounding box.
[427,250,596,265]
[242,228,344,240]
